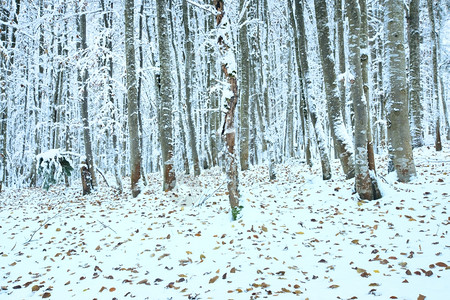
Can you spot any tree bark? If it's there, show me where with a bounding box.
[157,0,176,192]
[182,0,201,176]
[314,0,355,179]
[215,0,240,209]
[347,0,380,200]
[293,0,331,180]
[125,0,142,197]
[239,0,250,171]
[79,3,97,193]
[408,0,424,148]
[384,0,417,182]
[427,0,442,151]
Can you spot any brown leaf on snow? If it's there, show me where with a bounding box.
[31,285,40,291]
[42,292,51,298]
[417,294,426,300]
[329,285,339,289]
[137,279,148,285]
[436,262,448,268]
[209,276,219,284]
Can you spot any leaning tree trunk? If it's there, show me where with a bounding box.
[408,0,424,148]
[347,0,380,200]
[215,0,240,209]
[293,0,331,180]
[79,4,97,194]
[384,0,417,182]
[314,0,355,179]
[157,0,176,191]
[125,0,142,197]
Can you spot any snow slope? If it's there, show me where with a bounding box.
[1,145,449,299]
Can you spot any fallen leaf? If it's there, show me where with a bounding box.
[329,285,339,289]
[417,294,426,300]
[31,285,40,292]
[209,276,219,284]
[42,292,51,298]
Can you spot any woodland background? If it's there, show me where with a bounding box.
[0,0,449,202]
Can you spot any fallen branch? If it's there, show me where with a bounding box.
[97,219,117,234]
[95,166,110,187]
[195,182,225,207]
[24,202,71,244]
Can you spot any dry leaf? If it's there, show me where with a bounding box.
[42,292,51,298]
[329,285,339,289]
[417,294,426,300]
[209,276,219,284]
[31,285,40,292]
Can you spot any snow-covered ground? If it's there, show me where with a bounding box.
[1,145,449,299]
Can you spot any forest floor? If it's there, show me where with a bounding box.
[1,144,449,300]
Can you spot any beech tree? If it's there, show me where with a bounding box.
[157,0,176,191]
[384,0,417,182]
[125,0,142,197]
[215,0,240,209]
[314,0,355,179]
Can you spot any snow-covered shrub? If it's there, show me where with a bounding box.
[36,149,74,190]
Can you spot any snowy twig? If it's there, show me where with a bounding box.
[24,202,71,245]
[95,166,110,187]
[97,219,117,234]
[195,182,225,207]
[186,0,218,15]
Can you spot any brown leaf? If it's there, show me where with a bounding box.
[137,279,148,285]
[436,262,448,268]
[230,267,236,273]
[209,276,219,284]
[417,294,426,300]
[425,270,433,277]
[42,292,51,298]
[329,285,339,289]
[109,287,116,292]
[99,286,107,292]
[31,285,40,292]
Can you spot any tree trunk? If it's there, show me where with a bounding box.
[125,0,142,197]
[427,0,442,151]
[408,0,424,148]
[239,0,250,171]
[347,0,380,200]
[157,0,176,192]
[79,3,97,193]
[182,0,201,176]
[215,0,240,209]
[314,0,355,179]
[293,0,331,180]
[384,0,417,182]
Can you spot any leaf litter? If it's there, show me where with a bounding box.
[0,145,449,299]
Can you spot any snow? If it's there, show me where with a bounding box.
[1,145,449,299]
